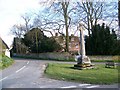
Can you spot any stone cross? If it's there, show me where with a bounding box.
[79,24,86,59]
[77,23,91,65]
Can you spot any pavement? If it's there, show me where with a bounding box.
[0,58,119,89]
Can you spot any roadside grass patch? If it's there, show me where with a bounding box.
[45,63,119,84]
[91,59,120,62]
[0,54,14,69]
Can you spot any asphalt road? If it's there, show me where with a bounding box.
[0,58,119,89]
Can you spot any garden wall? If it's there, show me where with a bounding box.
[13,52,73,61]
[12,53,119,61]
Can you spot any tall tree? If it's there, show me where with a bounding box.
[12,37,28,54]
[23,28,44,53]
[21,15,32,33]
[23,28,61,53]
[76,1,118,37]
[37,0,75,52]
[76,1,104,36]
[61,1,70,52]
[85,23,118,55]
[11,13,33,38]
[11,24,24,38]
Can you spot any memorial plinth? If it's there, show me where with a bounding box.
[74,24,94,70]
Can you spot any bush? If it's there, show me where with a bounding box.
[0,54,14,69]
[23,28,62,53]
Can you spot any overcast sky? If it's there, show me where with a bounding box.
[0,0,41,47]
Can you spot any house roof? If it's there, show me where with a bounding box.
[54,35,80,43]
[0,37,9,49]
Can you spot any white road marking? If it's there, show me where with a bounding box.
[86,85,99,88]
[0,76,8,82]
[16,66,26,73]
[27,61,29,64]
[61,85,77,88]
[79,84,91,87]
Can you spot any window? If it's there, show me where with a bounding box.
[71,38,74,41]
[76,44,79,48]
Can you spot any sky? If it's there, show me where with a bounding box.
[0,0,118,48]
[0,0,41,47]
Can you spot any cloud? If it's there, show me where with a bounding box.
[0,0,41,47]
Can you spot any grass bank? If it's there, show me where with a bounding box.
[0,54,14,69]
[45,63,119,84]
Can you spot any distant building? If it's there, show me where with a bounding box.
[0,37,10,57]
[54,33,80,54]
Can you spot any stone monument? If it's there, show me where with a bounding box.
[74,23,94,69]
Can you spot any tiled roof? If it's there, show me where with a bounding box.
[54,35,80,43]
[0,37,9,49]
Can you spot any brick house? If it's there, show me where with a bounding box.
[54,33,80,54]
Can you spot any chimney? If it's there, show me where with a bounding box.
[55,33,58,36]
[71,34,74,37]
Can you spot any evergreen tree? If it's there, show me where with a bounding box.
[85,23,118,55]
[12,37,28,54]
[23,28,62,53]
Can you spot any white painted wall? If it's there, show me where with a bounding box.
[5,49,10,58]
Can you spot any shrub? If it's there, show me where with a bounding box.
[0,54,14,69]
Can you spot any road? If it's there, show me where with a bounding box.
[0,58,119,89]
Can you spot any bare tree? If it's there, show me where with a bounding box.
[103,2,118,29]
[21,13,33,33]
[76,1,118,37]
[61,1,70,52]
[11,24,24,38]
[33,14,55,36]
[76,1,104,36]
[11,13,33,38]
[36,0,75,52]
[37,0,115,51]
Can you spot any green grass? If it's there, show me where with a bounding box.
[45,63,119,85]
[0,54,14,69]
[91,59,120,62]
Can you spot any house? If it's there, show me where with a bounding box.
[54,33,80,54]
[0,37,10,57]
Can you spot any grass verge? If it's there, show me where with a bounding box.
[0,54,14,69]
[91,59,120,62]
[45,63,119,85]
